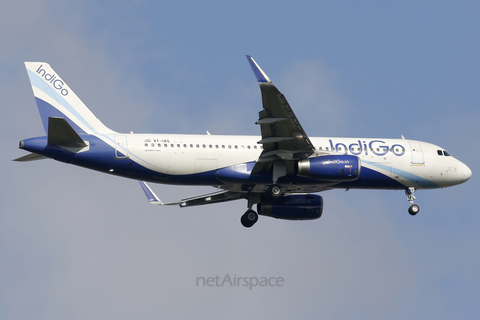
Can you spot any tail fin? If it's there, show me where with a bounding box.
[24,62,114,135]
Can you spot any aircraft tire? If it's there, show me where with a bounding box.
[266,184,283,200]
[241,210,258,228]
[408,204,420,216]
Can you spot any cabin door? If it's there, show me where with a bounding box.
[115,135,129,159]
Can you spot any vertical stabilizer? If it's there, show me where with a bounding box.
[24,62,115,135]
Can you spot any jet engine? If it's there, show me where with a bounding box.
[297,155,360,181]
[257,194,323,220]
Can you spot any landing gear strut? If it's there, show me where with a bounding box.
[405,187,420,216]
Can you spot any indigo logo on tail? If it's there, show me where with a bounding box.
[36,64,69,96]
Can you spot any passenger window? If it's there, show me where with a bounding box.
[254,146,257,149]
[228,145,232,149]
[326,147,329,151]
[144,143,148,147]
[437,150,443,156]
[319,147,322,150]
[235,145,238,149]
[177,144,180,148]
[164,144,168,147]
[222,145,225,149]
[247,145,251,149]
[209,145,212,148]
[170,144,174,148]
[203,144,206,148]
[190,144,193,148]
[196,144,199,148]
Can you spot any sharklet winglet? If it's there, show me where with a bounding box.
[139,181,164,205]
[246,55,272,83]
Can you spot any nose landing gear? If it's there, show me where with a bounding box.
[405,187,420,215]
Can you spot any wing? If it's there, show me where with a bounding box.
[246,56,315,175]
[139,181,246,207]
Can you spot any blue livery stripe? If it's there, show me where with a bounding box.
[364,161,439,188]
[35,97,87,134]
[28,69,100,135]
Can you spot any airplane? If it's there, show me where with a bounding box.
[15,56,472,228]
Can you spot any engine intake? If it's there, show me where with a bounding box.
[297,155,360,181]
[257,194,323,220]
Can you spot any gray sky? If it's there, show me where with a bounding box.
[1,1,479,319]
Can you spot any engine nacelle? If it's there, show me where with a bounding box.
[297,155,360,181]
[257,194,323,220]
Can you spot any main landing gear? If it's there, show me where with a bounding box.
[241,210,258,228]
[241,192,262,228]
[240,185,283,227]
[405,187,420,216]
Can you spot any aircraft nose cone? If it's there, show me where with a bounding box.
[462,163,472,182]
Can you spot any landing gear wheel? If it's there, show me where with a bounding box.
[408,204,420,216]
[241,210,258,228]
[405,187,420,216]
[266,184,283,200]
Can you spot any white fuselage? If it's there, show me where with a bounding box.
[112,133,471,190]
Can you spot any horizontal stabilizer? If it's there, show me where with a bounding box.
[48,117,87,148]
[13,153,48,162]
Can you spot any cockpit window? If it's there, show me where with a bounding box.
[443,151,451,156]
[437,150,443,156]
